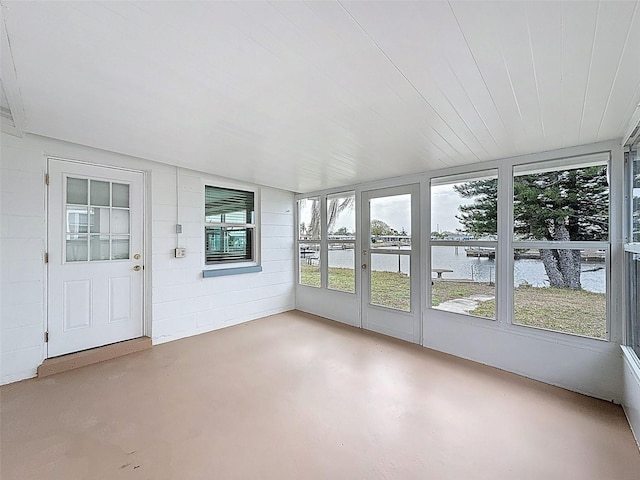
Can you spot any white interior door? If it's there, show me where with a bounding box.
[47,159,144,357]
[361,184,421,343]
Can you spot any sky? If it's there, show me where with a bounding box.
[299,185,471,235]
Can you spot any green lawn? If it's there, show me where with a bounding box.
[300,265,606,339]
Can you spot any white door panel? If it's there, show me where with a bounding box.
[361,184,421,343]
[48,159,144,357]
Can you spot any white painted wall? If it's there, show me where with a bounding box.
[0,132,295,384]
[295,140,626,403]
[423,313,622,402]
[622,347,640,447]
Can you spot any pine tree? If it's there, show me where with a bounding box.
[454,165,609,289]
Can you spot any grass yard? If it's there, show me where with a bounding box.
[301,265,606,339]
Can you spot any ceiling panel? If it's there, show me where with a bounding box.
[1,1,639,193]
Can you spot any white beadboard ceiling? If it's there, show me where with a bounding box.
[1,1,639,193]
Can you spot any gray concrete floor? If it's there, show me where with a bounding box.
[2,311,639,479]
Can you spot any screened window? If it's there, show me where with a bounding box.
[632,148,640,242]
[429,171,498,319]
[297,192,356,292]
[626,138,640,355]
[297,197,320,287]
[204,186,255,264]
[327,192,355,293]
[512,154,610,339]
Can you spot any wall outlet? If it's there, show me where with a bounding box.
[175,248,186,258]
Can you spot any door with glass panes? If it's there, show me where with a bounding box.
[47,159,144,357]
[361,184,421,342]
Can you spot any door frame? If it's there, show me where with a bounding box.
[45,156,150,358]
[359,183,422,343]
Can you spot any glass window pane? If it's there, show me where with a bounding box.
[328,242,355,293]
[633,152,640,242]
[112,236,130,260]
[370,253,410,311]
[90,180,110,206]
[90,235,110,261]
[513,248,606,339]
[111,209,130,234]
[205,226,252,263]
[628,252,640,357]
[431,245,496,319]
[112,183,129,208]
[370,194,411,247]
[299,243,320,287]
[67,178,88,205]
[66,234,88,262]
[431,172,497,239]
[298,197,320,240]
[327,192,355,240]
[66,206,88,233]
[514,162,609,241]
[89,207,110,233]
[205,186,254,224]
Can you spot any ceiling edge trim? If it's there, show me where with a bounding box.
[1,7,25,136]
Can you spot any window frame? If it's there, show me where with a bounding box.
[202,182,260,271]
[296,191,357,293]
[428,169,499,321]
[509,154,611,341]
[625,136,640,354]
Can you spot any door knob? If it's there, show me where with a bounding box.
[361,264,367,270]
[133,265,141,271]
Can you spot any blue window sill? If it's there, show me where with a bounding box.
[202,266,262,278]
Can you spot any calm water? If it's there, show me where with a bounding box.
[325,246,605,293]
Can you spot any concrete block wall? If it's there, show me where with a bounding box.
[0,132,295,384]
[150,168,295,344]
[0,143,47,383]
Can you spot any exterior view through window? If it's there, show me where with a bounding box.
[297,193,356,292]
[327,192,355,293]
[368,194,412,311]
[512,156,609,339]
[430,171,498,319]
[626,140,640,356]
[298,197,321,287]
[204,186,255,264]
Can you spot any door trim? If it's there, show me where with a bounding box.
[45,156,149,357]
[360,183,422,343]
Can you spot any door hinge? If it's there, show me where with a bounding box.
[44,252,48,263]
[45,173,49,186]
[44,331,49,343]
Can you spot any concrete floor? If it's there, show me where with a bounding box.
[2,311,639,479]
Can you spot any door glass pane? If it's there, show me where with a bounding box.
[67,177,88,205]
[112,236,130,260]
[299,243,320,287]
[328,242,355,293]
[112,183,129,208]
[431,245,496,319]
[513,248,606,339]
[370,253,410,311]
[89,207,110,233]
[66,234,88,262]
[90,235,110,261]
[111,209,130,234]
[66,206,88,233]
[370,194,411,247]
[90,180,110,206]
[298,197,320,240]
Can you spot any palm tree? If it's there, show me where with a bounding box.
[303,196,355,239]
